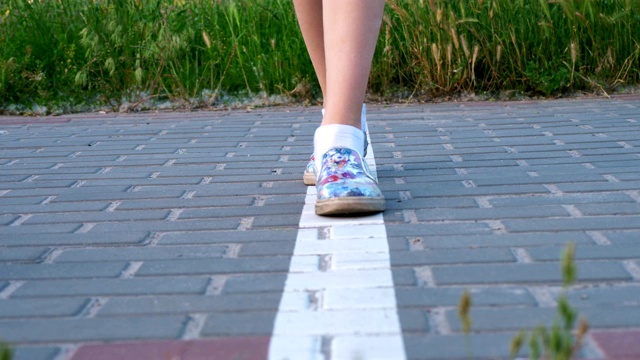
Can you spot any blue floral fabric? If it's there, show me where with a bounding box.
[316,148,382,201]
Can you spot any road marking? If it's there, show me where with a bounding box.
[269,137,406,360]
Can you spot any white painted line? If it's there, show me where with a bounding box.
[269,136,406,360]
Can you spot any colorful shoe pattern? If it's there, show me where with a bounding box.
[303,132,368,186]
[315,148,385,215]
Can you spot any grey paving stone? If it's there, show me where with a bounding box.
[223,274,288,294]
[503,216,640,232]
[384,223,493,237]
[0,223,81,235]
[159,229,298,245]
[403,333,517,359]
[0,196,48,206]
[602,231,640,245]
[200,311,276,336]
[0,202,110,215]
[432,261,631,285]
[89,219,240,233]
[13,278,209,298]
[0,262,127,281]
[136,257,291,277]
[396,287,535,307]
[556,180,640,193]
[488,193,636,207]
[54,245,228,262]
[1,231,149,247]
[575,203,640,216]
[23,210,170,225]
[0,214,18,226]
[52,188,183,202]
[13,346,60,360]
[414,205,569,222]
[0,316,187,342]
[568,284,640,307]
[390,248,515,266]
[393,232,594,249]
[446,307,556,332]
[238,241,296,257]
[528,244,640,261]
[0,298,88,318]
[407,184,552,199]
[385,197,480,210]
[179,204,303,219]
[0,247,48,262]
[99,293,283,316]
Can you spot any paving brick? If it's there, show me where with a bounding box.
[0,298,88,318]
[384,223,493,237]
[54,245,228,262]
[179,204,303,219]
[1,231,149,247]
[13,347,60,360]
[158,229,298,245]
[403,333,517,359]
[432,261,631,285]
[116,196,256,210]
[98,293,284,316]
[396,287,535,307]
[136,257,290,277]
[504,216,640,232]
[575,203,640,216]
[488,193,636,207]
[602,231,640,245]
[89,219,240,233]
[13,278,209,298]
[0,202,110,215]
[0,247,48,262]
[23,210,171,225]
[556,180,640,193]
[407,184,552,199]
[390,248,515,266]
[223,274,288,294]
[0,223,82,235]
[414,205,569,222]
[0,316,187,343]
[200,311,276,336]
[52,188,183,202]
[528,244,640,261]
[567,285,640,307]
[388,232,593,249]
[0,262,127,281]
[0,214,18,225]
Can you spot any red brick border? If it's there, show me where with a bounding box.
[591,329,640,360]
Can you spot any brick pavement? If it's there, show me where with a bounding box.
[1,96,639,359]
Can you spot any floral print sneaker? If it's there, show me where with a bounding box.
[315,147,385,216]
[303,132,368,186]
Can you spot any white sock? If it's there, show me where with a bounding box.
[314,124,365,171]
[321,104,368,132]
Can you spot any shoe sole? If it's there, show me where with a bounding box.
[315,196,385,216]
[303,171,316,186]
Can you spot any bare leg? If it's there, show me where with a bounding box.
[292,0,327,99]
[321,0,385,129]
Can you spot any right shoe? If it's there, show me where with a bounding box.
[314,147,385,216]
[303,104,369,186]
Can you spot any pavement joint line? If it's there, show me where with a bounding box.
[0,190,9,196]
[602,174,620,182]
[617,141,634,148]
[320,336,333,360]
[148,172,161,179]
[205,276,227,296]
[22,175,39,182]
[74,223,96,233]
[461,180,476,188]
[454,168,468,175]
[429,308,452,335]
[562,204,583,218]
[394,177,406,184]
[408,237,426,251]
[237,217,254,231]
[485,220,507,234]
[399,191,412,200]
[119,261,143,279]
[450,155,463,162]
[9,214,32,226]
[104,201,121,212]
[52,344,79,360]
[180,190,196,199]
[528,286,557,307]
[40,195,57,204]
[516,160,529,166]
[543,184,563,195]
[582,163,596,169]
[78,297,108,318]
[215,163,226,170]
[402,210,418,224]
[0,281,24,299]
[199,176,212,185]
[625,190,640,203]
[269,137,406,360]
[414,266,436,287]
[181,314,207,340]
[586,231,612,245]
[224,244,242,259]
[527,171,540,177]
[141,232,162,246]
[511,248,534,263]
[253,196,268,206]
[97,167,112,174]
[622,260,640,281]
[165,209,183,221]
[581,334,607,360]
[40,248,64,264]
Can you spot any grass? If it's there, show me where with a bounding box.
[1,0,639,114]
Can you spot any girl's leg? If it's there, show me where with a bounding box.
[320,0,385,129]
[292,0,327,99]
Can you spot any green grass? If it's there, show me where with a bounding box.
[1,0,639,114]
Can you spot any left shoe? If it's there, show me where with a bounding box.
[315,147,385,216]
